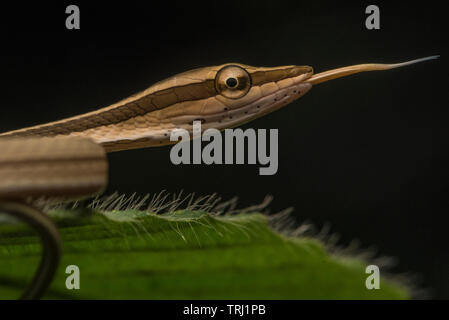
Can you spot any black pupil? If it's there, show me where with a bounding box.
[226,77,238,88]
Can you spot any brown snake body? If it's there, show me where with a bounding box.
[0,56,438,298]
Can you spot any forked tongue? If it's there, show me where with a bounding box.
[307,55,439,85]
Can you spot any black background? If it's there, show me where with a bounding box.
[0,1,447,298]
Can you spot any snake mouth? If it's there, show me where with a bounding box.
[209,81,313,130]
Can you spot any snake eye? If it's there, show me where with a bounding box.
[226,77,238,88]
[215,65,251,99]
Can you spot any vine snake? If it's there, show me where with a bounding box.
[0,55,438,299]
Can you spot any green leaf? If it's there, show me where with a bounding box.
[0,209,409,299]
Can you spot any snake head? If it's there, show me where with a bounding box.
[154,63,314,132]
